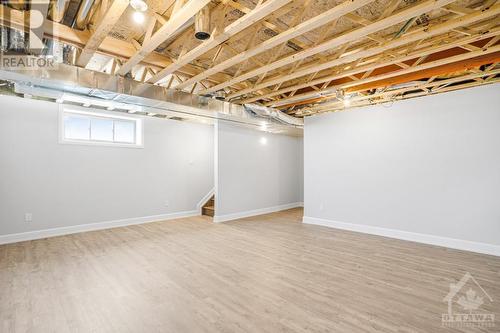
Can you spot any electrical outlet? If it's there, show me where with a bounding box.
[164,200,169,207]
[319,203,324,211]
[25,213,33,222]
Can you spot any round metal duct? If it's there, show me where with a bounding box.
[194,7,211,40]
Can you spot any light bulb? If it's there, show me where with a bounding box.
[133,11,145,24]
[130,0,148,12]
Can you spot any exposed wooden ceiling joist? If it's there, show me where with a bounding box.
[238,3,500,103]
[116,0,212,76]
[300,65,500,115]
[281,50,500,109]
[147,0,293,84]
[344,48,500,92]
[76,0,129,67]
[199,0,457,96]
[173,0,375,90]
[1,0,498,116]
[265,24,500,107]
[225,0,309,49]
[0,4,245,89]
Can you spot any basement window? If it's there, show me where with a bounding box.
[59,107,143,148]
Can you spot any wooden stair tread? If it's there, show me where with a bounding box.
[202,195,215,217]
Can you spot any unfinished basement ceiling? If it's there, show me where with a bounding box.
[0,0,498,117]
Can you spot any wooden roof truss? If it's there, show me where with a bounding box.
[0,0,498,117]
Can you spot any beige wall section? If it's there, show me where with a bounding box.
[0,95,214,237]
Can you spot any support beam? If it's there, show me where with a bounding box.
[343,48,500,92]
[174,0,374,90]
[199,0,456,96]
[148,0,293,84]
[282,48,500,108]
[76,0,129,67]
[117,0,211,76]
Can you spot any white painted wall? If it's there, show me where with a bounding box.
[215,121,303,222]
[304,84,500,255]
[0,95,214,239]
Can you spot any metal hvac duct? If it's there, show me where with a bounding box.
[0,27,26,52]
[0,62,303,131]
[48,0,71,22]
[243,103,304,127]
[194,7,211,40]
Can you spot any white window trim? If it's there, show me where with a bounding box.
[58,104,144,148]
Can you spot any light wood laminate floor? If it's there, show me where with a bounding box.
[1,208,499,332]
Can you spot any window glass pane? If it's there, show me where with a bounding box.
[90,118,113,141]
[114,120,136,143]
[64,115,90,140]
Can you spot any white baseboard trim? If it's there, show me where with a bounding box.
[196,188,215,214]
[302,216,500,257]
[214,202,303,223]
[0,210,199,245]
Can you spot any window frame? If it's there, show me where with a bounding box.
[58,105,144,148]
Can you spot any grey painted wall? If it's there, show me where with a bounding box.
[304,84,500,246]
[0,95,214,235]
[215,121,303,218]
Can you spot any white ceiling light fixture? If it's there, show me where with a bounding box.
[130,0,148,12]
[133,11,145,24]
[130,0,148,24]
